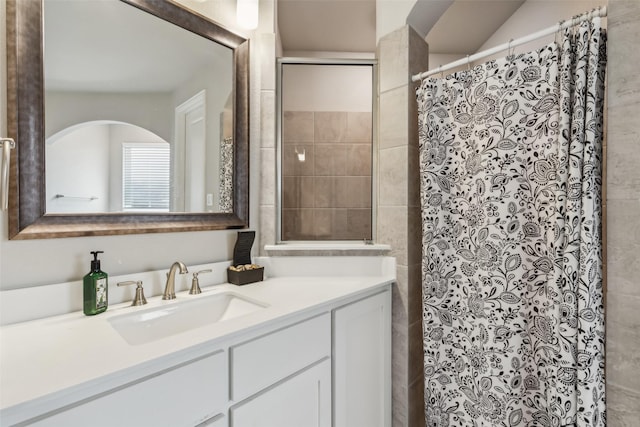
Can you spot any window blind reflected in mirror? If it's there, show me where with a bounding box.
[122,142,170,212]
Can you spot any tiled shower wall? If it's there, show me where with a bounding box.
[605,0,640,424]
[281,110,372,240]
[377,26,429,427]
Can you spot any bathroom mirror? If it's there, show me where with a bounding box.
[6,0,249,239]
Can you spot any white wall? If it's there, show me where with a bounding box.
[46,122,170,214]
[428,53,465,74]
[376,0,418,43]
[418,1,606,77]
[282,64,373,112]
[173,54,233,213]
[0,0,265,291]
[46,124,111,213]
[45,91,173,143]
[476,0,606,62]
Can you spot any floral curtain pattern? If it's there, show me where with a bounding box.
[219,136,234,213]
[417,18,606,427]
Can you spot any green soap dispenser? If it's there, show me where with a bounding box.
[83,251,108,316]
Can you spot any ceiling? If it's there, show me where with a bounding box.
[277,0,525,54]
[425,1,525,54]
[277,0,377,53]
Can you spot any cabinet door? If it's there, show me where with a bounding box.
[31,351,227,427]
[333,289,391,427]
[230,359,331,427]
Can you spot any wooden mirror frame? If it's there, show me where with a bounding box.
[6,0,250,239]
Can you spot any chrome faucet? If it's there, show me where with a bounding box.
[162,261,188,300]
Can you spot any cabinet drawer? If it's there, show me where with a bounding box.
[230,313,330,401]
[32,351,226,427]
[230,359,331,427]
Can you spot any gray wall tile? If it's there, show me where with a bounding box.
[282,144,315,176]
[607,2,640,108]
[282,176,314,208]
[378,26,409,93]
[346,112,373,142]
[408,25,430,78]
[380,146,408,207]
[283,111,314,143]
[346,176,372,208]
[258,205,275,253]
[314,111,347,143]
[606,104,640,200]
[378,206,409,266]
[260,91,276,148]
[606,200,640,296]
[347,144,372,176]
[408,373,426,427]
[260,148,275,206]
[604,2,640,419]
[259,33,276,91]
[379,87,409,149]
[408,318,424,383]
[346,209,372,240]
[607,384,640,427]
[606,292,640,392]
[314,144,347,176]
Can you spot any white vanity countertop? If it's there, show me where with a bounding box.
[0,272,394,423]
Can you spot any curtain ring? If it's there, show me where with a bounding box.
[507,38,515,61]
[466,55,471,71]
[439,65,444,79]
[556,20,564,44]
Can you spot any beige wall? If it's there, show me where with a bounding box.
[605,1,640,424]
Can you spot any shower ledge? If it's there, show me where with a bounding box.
[263,243,391,257]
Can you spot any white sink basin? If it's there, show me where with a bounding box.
[108,291,267,345]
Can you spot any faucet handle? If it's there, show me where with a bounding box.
[117,280,147,306]
[189,269,212,295]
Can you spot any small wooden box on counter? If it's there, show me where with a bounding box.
[227,267,264,286]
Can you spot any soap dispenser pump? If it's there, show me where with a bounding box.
[83,251,108,316]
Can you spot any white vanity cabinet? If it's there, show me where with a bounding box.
[30,351,227,427]
[4,284,391,427]
[333,290,392,427]
[229,289,391,427]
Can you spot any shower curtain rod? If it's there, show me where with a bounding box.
[411,6,607,82]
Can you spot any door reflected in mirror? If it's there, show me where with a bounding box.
[44,0,234,214]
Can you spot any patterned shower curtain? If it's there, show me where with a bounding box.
[417,17,606,427]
